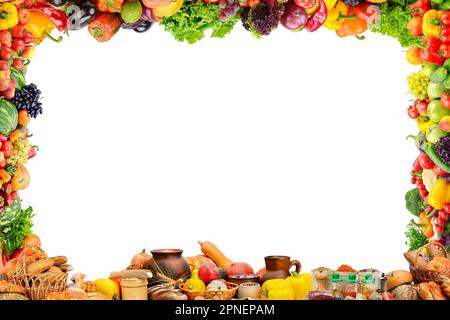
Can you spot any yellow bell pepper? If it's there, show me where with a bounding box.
[261,279,295,300]
[25,11,57,45]
[422,10,443,39]
[285,272,313,300]
[324,1,350,31]
[428,179,450,210]
[0,2,18,30]
[418,118,434,133]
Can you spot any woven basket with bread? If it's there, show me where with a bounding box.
[7,247,70,300]
[404,242,450,284]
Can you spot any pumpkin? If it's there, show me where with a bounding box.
[185,255,216,272]
[0,99,18,136]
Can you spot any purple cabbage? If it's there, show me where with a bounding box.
[436,136,450,164]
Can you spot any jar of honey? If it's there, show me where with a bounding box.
[342,273,359,299]
[120,278,148,300]
[360,274,376,299]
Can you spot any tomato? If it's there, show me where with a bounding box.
[419,153,435,169]
[415,100,429,115]
[408,106,420,119]
[406,46,424,65]
[408,16,423,37]
[434,165,448,176]
[11,163,30,191]
[442,92,450,109]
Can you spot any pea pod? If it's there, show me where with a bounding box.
[423,142,450,173]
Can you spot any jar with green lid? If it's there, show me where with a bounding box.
[342,273,359,299]
[328,272,344,300]
[360,274,376,299]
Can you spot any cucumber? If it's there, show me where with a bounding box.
[423,142,450,173]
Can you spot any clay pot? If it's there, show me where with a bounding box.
[260,255,301,284]
[146,249,191,286]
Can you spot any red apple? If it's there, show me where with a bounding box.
[226,262,254,276]
[198,263,219,284]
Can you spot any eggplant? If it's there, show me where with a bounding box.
[67,1,96,31]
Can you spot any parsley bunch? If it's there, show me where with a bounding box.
[0,204,35,255]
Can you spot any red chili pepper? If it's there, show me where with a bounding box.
[29,4,68,32]
[410,0,431,17]
[1,254,10,266]
[27,146,37,160]
[420,38,446,65]
[305,0,327,32]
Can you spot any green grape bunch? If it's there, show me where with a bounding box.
[407,71,430,101]
[6,138,31,166]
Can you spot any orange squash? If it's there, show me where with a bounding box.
[197,241,233,269]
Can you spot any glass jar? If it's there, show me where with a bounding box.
[328,272,344,300]
[342,273,359,299]
[120,278,148,300]
[360,274,376,299]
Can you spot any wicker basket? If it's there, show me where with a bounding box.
[8,252,68,300]
[410,242,450,284]
[179,283,238,300]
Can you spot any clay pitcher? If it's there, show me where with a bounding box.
[261,255,302,284]
[146,249,191,286]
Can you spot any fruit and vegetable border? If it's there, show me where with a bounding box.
[0,0,449,301]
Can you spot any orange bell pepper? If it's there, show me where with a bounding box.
[419,211,434,238]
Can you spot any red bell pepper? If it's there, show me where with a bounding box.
[29,4,68,32]
[420,38,446,65]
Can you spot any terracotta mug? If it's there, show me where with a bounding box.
[260,255,302,284]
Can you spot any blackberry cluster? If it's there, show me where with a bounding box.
[436,136,450,164]
[12,84,43,118]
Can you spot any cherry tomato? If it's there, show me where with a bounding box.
[419,153,435,169]
[12,59,24,70]
[415,100,429,115]
[0,47,14,60]
[12,39,24,53]
[408,105,420,119]
[11,25,26,39]
[441,27,450,43]
[437,225,445,235]
[443,203,450,213]
[440,43,450,58]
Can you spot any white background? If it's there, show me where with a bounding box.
[20,23,418,279]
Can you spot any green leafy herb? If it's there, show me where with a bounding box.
[161,0,239,44]
[370,1,424,48]
[10,67,26,91]
[405,220,428,251]
[405,188,425,217]
[0,204,35,255]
